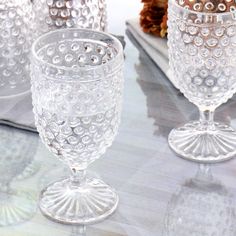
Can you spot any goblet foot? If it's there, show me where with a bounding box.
[39,178,119,225]
[168,121,236,163]
[0,191,36,226]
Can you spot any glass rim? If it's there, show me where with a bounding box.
[31,28,124,73]
[170,0,236,17]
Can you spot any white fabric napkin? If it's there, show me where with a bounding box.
[126,18,178,88]
[0,91,36,132]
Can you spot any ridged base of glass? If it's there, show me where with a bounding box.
[168,121,236,163]
[39,178,119,225]
[0,191,36,226]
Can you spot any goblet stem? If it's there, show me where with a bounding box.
[71,226,86,236]
[39,164,119,224]
[70,168,87,188]
[199,109,215,131]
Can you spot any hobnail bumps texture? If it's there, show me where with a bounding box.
[168,1,236,110]
[31,30,123,168]
[35,106,121,167]
[37,39,117,68]
[0,0,34,96]
[33,0,107,36]
[176,0,236,13]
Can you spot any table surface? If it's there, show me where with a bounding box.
[2,1,236,236]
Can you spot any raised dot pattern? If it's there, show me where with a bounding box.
[0,0,34,93]
[39,40,115,67]
[31,36,123,167]
[35,106,120,166]
[176,0,236,13]
[168,3,236,109]
[33,0,107,35]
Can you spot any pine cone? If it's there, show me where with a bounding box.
[140,0,168,38]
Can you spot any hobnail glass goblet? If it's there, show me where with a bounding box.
[30,28,124,224]
[168,1,236,162]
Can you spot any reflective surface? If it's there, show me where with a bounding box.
[2,1,236,235]
[164,164,236,236]
[0,125,38,226]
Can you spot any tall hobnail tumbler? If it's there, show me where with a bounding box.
[30,28,124,224]
[0,0,34,97]
[167,0,236,163]
[32,0,107,36]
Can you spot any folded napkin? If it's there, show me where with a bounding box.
[126,18,178,89]
[0,91,36,132]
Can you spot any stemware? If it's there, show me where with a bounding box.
[30,28,124,224]
[0,0,34,97]
[168,0,236,162]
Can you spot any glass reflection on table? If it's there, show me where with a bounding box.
[164,164,236,236]
[0,125,38,226]
[135,51,196,138]
[70,226,86,236]
[134,40,236,141]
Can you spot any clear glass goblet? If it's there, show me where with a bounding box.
[168,1,236,162]
[30,28,124,224]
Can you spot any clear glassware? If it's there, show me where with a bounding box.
[32,0,107,36]
[0,125,38,226]
[164,164,236,236]
[30,28,124,224]
[167,0,236,162]
[0,0,34,97]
